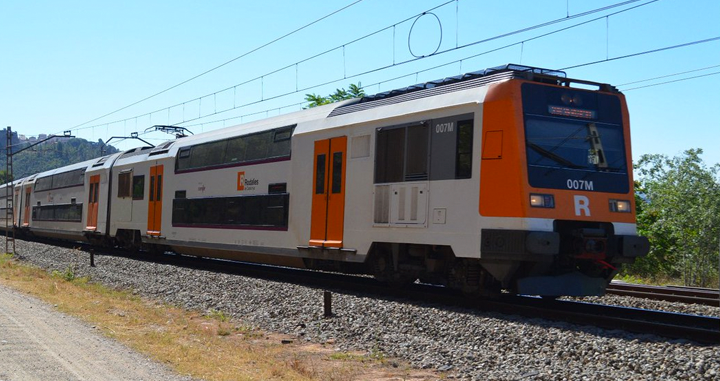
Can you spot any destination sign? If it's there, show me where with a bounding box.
[548,105,597,119]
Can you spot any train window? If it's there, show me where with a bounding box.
[32,203,83,222]
[244,131,272,161]
[455,120,473,179]
[190,140,227,168]
[269,127,293,158]
[269,135,291,158]
[176,125,295,172]
[35,169,85,191]
[149,176,155,202]
[429,115,474,181]
[156,175,162,200]
[315,154,326,194]
[118,172,131,198]
[375,127,405,183]
[273,127,293,142]
[132,175,144,200]
[172,194,289,229]
[405,124,429,181]
[177,148,192,170]
[175,190,186,199]
[332,152,343,193]
[226,136,248,163]
[35,177,53,191]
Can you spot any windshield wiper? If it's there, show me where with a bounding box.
[527,142,583,169]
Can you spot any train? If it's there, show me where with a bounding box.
[0,64,649,297]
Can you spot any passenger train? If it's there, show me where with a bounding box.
[0,64,649,296]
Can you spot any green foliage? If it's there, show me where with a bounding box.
[52,264,78,282]
[0,130,119,179]
[207,308,229,322]
[628,149,720,286]
[0,170,11,184]
[304,82,365,108]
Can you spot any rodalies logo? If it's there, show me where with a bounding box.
[237,171,259,191]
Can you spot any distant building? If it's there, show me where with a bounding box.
[18,135,27,141]
[38,134,47,140]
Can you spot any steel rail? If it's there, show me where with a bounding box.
[7,235,720,345]
[607,282,720,306]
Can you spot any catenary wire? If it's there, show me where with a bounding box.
[622,71,720,91]
[168,0,661,126]
[68,0,365,131]
[114,63,720,148]
[55,0,457,136]
[559,37,720,70]
[69,0,651,135]
[179,40,718,131]
[617,64,720,86]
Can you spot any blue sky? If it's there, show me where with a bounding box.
[1,0,719,166]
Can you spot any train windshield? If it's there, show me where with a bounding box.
[522,83,630,193]
[525,117,627,172]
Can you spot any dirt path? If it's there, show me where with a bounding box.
[0,284,194,381]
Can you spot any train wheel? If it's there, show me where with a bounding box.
[370,250,415,287]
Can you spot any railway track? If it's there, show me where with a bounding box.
[607,282,720,306]
[12,237,720,345]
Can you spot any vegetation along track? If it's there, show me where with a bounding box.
[607,282,720,307]
[14,235,720,345]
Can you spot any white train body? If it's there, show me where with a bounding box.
[3,65,649,296]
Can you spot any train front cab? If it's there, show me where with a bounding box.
[479,77,649,296]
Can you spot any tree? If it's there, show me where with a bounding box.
[305,83,365,108]
[0,170,11,184]
[630,149,720,286]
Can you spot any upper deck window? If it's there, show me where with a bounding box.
[176,125,295,172]
[35,168,85,192]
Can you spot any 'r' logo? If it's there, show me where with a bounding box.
[574,195,591,216]
[237,172,245,191]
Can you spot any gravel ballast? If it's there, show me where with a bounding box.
[8,238,720,380]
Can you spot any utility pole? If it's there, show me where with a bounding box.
[4,129,74,255]
[5,127,15,255]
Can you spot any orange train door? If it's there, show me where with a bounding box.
[86,175,100,230]
[309,136,347,248]
[147,165,164,236]
[13,188,19,226]
[22,186,31,226]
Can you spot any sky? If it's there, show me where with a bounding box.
[1,0,719,167]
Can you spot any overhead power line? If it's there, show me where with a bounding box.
[623,71,720,91]
[181,42,719,130]
[65,0,650,135]
[68,0,365,131]
[559,36,720,70]
[617,64,720,86]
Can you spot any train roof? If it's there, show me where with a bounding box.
[169,99,356,149]
[7,64,620,180]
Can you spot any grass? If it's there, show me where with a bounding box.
[0,253,430,381]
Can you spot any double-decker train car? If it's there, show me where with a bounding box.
[2,65,649,296]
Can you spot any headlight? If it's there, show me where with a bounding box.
[609,199,631,213]
[530,193,555,208]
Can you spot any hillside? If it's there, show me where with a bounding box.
[0,128,120,179]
